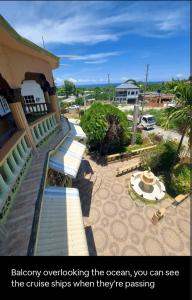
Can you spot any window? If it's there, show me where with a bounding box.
[131,91,135,95]
[23,95,35,104]
[0,95,10,113]
[135,91,138,95]
[143,117,147,123]
[127,91,130,95]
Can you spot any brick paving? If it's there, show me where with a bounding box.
[75,155,190,256]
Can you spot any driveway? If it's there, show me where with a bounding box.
[143,125,189,148]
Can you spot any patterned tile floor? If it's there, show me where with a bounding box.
[74,154,190,256]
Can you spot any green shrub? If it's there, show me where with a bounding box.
[80,102,131,155]
[135,133,143,145]
[170,164,191,195]
[141,141,179,174]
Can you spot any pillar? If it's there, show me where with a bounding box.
[8,88,36,150]
[49,87,60,122]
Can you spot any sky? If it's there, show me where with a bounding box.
[0,1,190,85]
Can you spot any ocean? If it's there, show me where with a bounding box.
[76,81,163,88]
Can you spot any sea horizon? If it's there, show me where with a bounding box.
[57,81,165,89]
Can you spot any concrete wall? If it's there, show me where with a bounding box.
[0,44,54,89]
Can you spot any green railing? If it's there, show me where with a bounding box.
[0,131,32,222]
[30,113,58,147]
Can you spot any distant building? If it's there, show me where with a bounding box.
[115,80,140,103]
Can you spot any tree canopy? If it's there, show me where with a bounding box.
[80,102,131,155]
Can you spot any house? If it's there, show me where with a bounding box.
[115,80,140,103]
[0,15,88,256]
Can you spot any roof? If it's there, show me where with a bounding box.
[142,114,154,118]
[34,187,89,256]
[116,82,139,89]
[0,15,59,69]
[49,136,86,178]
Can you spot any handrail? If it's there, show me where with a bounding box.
[0,130,26,165]
[27,116,71,256]
[29,112,56,129]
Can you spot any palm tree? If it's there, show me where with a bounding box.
[164,82,192,165]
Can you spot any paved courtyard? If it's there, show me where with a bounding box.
[74,155,190,256]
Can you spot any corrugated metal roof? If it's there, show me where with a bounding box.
[49,136,86,178]
[34,187,89,256]
[116,83,139,89]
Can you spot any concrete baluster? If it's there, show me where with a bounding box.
[0,174,9,196]
[3,160,15,184]
[8,153,20,173]
[13,147,23,166]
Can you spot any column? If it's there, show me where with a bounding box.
[49,86,60,122]
[8,88,36,150]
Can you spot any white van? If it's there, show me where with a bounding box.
[140,114,156,130]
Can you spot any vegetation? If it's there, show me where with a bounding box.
[147,108,184,132]
[141,140,190,195]
[80,102,131,155]
[141,141,179,174]
[170,164,191,195]
[75,97,84,106]
[163,81,191,163]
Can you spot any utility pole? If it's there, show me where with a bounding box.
[107,74,111,102]
[141,64,149,116]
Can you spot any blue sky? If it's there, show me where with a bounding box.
[0,1,190,85]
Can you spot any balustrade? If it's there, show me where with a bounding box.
[30,113,58,146]
[0,134,32,221]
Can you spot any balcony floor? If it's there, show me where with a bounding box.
[0,127,66,256]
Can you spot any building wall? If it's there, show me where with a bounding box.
[115,88,139,102]
[21,80,45,104]
[0,44,54,89]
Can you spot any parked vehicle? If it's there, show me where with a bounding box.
[140,115,156,130]
[68,104,80,110]
[164,101,176,108]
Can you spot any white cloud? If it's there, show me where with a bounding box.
[176,73,184,79]
[58,52,121,61]
[3,1,188,46]
[84,60,107,64]
[68,77,78,83]
[55,77,64,84]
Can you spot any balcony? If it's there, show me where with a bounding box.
[30,113,58,147]
[0,130,32,222]
[23,102,51,123]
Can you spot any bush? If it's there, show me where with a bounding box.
[141,141,179,174]
[170,164,191,195]
[75,97,84,106]
[135,133,143,145]
[80,102,131,155]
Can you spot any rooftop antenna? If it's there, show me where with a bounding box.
[42,36,45,49]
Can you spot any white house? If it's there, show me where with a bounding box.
[115,80,140,103]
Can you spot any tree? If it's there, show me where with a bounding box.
[163,82,192,164]
[63,80,76,97]
[80,102,131,155]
